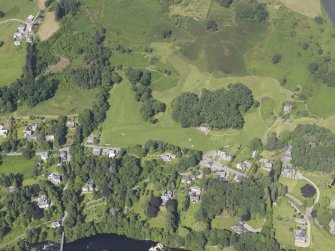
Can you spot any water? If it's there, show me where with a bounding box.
[64,234,186,251]
[321,0,335,25]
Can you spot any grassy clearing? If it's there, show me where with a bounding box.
[279,0,321,18]
[101,43,292,150]
[180,203,207,232]
[169,0,212,20]
[260,97,276,125]
[38,11,60,41]
[15,79,98,116]
[212,215,238,230]
[0,156,38,179]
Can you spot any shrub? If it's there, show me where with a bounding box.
[308,63,319,74]
[206,20,219,32]
[0,10,5,18]
[272,53,282,64]
[216,0,233,8]
[161,29,172,38]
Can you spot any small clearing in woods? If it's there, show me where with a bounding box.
[46,57,70,74]
[38,12,59,41]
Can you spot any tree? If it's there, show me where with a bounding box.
[301,184,316,198]
[216,0,233,8]
[206,20,219,32]
[249,137,263,151]
[22,142,35,159]
[147,196,162,218]
[0,10,5,18]
[272,53,282,64]
[308,63,319,74]
[161,29,172,38]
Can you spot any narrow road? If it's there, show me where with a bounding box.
[285,193,303,206]
[0,18,27,25]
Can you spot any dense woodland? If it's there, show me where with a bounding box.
[172,83,254,129]
[290,124,335,173]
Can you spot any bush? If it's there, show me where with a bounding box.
[161,29,172,38]
[216,0,233,8]
[0,10,5,18]
[308,63,319,74]
[300,184,316,198]
[0,41,4,47]
[272,53,282,64]
[206,20,219,32]
[314,16,323,25]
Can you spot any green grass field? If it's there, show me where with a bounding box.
[100,43,292,150]
[0,156,37,179]
[0,0,39,86]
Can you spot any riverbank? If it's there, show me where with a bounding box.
[321,0,335,25]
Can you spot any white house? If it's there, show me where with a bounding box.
[161,190,174,205]
[82,180,94,192]
[161,153,176,162]
[37,195,51,209]
[188,186,202,203]
[217,151,233,162]
[48,173,62,185]
[51,221,61,228]
[260,158,273,170]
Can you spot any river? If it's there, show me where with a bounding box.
[321,0,335,25]
[64,234,187,251]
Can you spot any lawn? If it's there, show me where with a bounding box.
[179,203,207,232]
[212,215,239,230]
[0,156,38,179]
[38,11,59,41]
[0,0,39,86]
[279,0,321,18]
[273,198,296,248]
[260,97,276,126]
[280,177,315,206]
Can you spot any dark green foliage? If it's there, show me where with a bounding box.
[23,44,37,80]
[206,20,219,32]
[216,0,233,8]
[236,3,268,23]
[300,184,316,198]
[147,196,162,218]
[265,133,284,151]
[161,28,172,38]
[308,62,319,74]
[290,124,335,173]
[22,141,35,159]
[234,233,281,251]
[249,137,263,151]
[272,53,282,64]
[314,16,323,25]
[198,179,265,221]
[172,83,254,129]
[0,10,5,18]
[125,67,166,122]
[45,0,55,7]
[0,41,4,47]
[55,0,80,20]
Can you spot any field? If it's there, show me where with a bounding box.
[100,42,292,150]
[169,0,212,20]
[279,0,321,18]
[38,11,59,41]
[0,156,38,179]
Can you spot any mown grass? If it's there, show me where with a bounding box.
[273,199,296,248]
[260,97,276,126]
[279,0,321,18]
[0,156,38,179]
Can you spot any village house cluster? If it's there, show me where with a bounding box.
[13,15,38,46]
[160,153,176,162]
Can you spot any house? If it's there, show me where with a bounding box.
[17,23,26,33]
[27,36,33,43]
[161,190,174,205]
[14,40,21,46]
[37,195,51,209]
[87,135,96,144]
[284,103,293,114]
[295,229,307,244]
[217,151,233,162]
[51,221,61,228]
[188,186,202,203]
[236,161,251,171]
[282,145,292,167]
[82,180,94,192]
[37,151,49,161]
[59,150,69,163]
[8,186,15,193]
[260,158,273,170]
[27,15,35,22]
[180,173,196,185]
[295,215,306,225]
[45,135,55,142]
[48,173,62,185]
[92,147,102,156]
[216,171,229,181]
[200,158,213,168]
[198,126,210,134]
[231,221,249,234]
[232,175,245,183]
[102,148,118,158]
[161,153,176,162]
[66,120,76,128]
[281,167,297,179]
[329,219,335,236]
[24,124,38,141]
[251,150,257,159]
[0,129,8,137]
